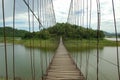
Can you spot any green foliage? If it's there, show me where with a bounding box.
[64,39,120,52]
[47,23,105,39]
[36,29,50,39]
[0,27,28,37]
[22,23,105,40]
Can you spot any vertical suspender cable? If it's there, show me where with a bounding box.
[32,0,35,79]
[79,0,82,26]
[96,0,101,80]
[70,0,73,24]
[51,0,56,24]
[74,0,76,25]
[44,0,48,69]
[39,0,44,79]
[23,0,43,26]
[111,0,120,80]
[50,0,53,25]
[85,0,89,79]
[37,0,43,79]
[85,0,92,79]
[13,0,16,79]
[76,0,79,67]
[47,0,50,65]
[42,0,45,74]
[2,0,8,80]
[89,0,92,29]
[82,0,84,26]
[67,0,72,23]
[80,0,85,73]
[27,0,34,79]
[77,0,79,25]
[86,0,88,28]
[79,0,83,75]
[71,0,73,24]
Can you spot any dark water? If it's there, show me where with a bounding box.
[0,43,54,80]
[71,46,120,80]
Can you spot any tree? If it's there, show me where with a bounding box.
[22,23,105,40]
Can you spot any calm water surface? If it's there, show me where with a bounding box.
[0,43,54,80]
[71,46,120,80]
[0,43,120,80]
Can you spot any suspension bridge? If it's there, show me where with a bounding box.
[0,0,120,80]
[44,37,85,80]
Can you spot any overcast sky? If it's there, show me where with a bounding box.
[0,0,120,33]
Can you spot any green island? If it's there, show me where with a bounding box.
[0,23,120,51]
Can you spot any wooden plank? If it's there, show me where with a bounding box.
[44,37,85,80]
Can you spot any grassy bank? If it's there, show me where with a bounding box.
[64,39,120,52]
[22,39,59,51]
[0,37,59,51]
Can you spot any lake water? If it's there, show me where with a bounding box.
[105,37,120,41]
[0,43,54,80]
[70,46,120,80]
[0,43,120,80]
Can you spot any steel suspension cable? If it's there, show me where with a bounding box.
[79,0,83,74]
[79,0,85,75]
[37,0,44,79]
[79,0,82,26]
[52,0,56,24]
[85,0,92,79]
[111,0,120,80]
[82,0,85,26]
[89,0,92,29]
[96,0,101,80]
[74,0,76,25]
[74,0,79,67]
[85,0,90,79]
[13,0,16,79]
[39,0,44,79]
[67,0,72,23]
[23,0,43,27]
[89,0,92,74]
[27,0,34,79]
[51,0,56,25]
[76,0,79,67]
[2,0,8,80]
[44,0,48,69]
[47,0,51,65]
[77,0,79,25]
[32,0,36,79]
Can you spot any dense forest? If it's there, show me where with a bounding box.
[23,23,105,40]
[0,27,28,37]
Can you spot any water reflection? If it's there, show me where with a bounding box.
[0,43,55,80]
[69,46,120,80]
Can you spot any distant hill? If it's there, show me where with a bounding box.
[0,27,28,37]
[104,31,120,37]
[23,23,105,39]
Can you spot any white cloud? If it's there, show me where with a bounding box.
[53,0,71,22]
[0,0,120,33]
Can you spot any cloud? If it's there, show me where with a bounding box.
[70,0,120,33]
[0,0,120,33]
[53,0,71,22]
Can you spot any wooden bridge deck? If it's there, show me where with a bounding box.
[45,38,85,80]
